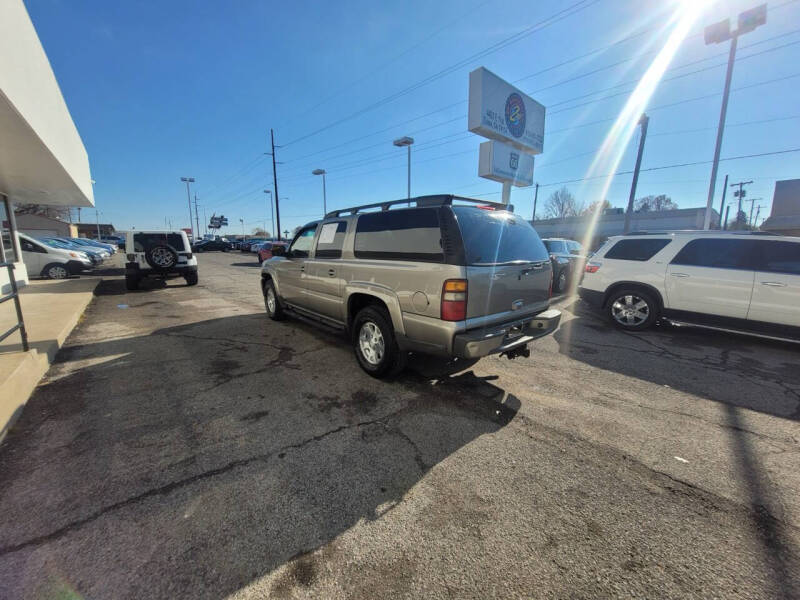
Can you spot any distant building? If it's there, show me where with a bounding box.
[762,179,800,236]
[14,213,77,238]
[531,207,720,249]
[76,223,116,238]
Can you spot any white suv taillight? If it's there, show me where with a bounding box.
[585,263,601,273]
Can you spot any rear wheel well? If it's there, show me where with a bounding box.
[260,274,272,292]
[348,293,388,330]
[603,282,663,310]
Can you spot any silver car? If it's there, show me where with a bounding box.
[261,195,561,377]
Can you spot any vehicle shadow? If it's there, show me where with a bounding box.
[0,309,519,599]
[555,299,800,421]
[228,261,261,268]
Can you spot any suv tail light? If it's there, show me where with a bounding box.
[441,279,467,321]
[585,263,600,273]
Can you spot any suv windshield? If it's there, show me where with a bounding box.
[453,206,548,266]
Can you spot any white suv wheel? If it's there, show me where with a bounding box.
[611,294,650,327]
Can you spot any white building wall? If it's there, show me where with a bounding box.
[0,0,93,207]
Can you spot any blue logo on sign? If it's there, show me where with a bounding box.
[504,93,526,138]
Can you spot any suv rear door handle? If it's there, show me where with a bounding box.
[328,268,335,277]
[761,281,786,287]
[670,272,689,278]
[300,265,305,273]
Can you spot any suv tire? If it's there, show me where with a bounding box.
[352,305,406,378]
[184,271,198,286]
[145,244,179,270]
[125,274,140,290]
[607,288,659,331]
[264,279,285,320]
[43,263,69,279]
[554,268,568,294]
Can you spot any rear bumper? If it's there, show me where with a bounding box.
[578,287,604,308]
[126,262,198,276]
[452,309,561,359]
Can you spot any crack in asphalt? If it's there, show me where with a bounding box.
[0,412,401,558]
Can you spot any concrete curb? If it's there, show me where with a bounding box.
[0,277,101,442]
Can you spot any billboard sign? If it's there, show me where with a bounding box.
[478,140,534,187]
[468,67,545,155]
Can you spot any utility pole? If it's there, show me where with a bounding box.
[754,205,762,229]
[181,177,195,241]
[532,183,539,222]
[194,195,201,240]
[203,207,208,235]
[702,4,767,230]
[723,206,730,230]
[263,190,274,238]
[269,129,282,241]
[747,198,762,228]
[95,209,101,240]
[730,179,753,228]
[624,113,649,234]
[718,174,728,230]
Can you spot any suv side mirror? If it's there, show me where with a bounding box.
[271,245,286,257]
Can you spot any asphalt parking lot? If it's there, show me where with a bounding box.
[1,251,799,599]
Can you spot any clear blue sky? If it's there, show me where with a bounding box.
[26,0,800,235]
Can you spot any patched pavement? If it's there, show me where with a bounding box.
[1,252,799,599]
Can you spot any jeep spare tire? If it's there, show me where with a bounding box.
[144,244,179,270]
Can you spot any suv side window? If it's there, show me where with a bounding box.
[20,239,46,253]
[544,240,565,253]
[604,238,670,261]
[354,208,443,262]
[671,238,756,270]
[567,241,582,254]
[288,226,317,258]
[315,221,347,259]
[754,240,800,275]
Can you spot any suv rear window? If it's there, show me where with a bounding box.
[543,240,566,253]
[754,240,800,275]
[604,238,670,261]
[671,238,757,270]
[134,233,186,252]
[354,208,443,262]
[453,206,548,265]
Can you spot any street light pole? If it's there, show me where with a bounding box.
[180,177,195,241]
[702,4,767,230]
[393,136,414,205]
[312,169,327,216]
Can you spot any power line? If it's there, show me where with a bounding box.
[281,0,601,147]
[298,0,493,116]
[280,69,800,186]
[535,147,800,190]
[280,29,800,177]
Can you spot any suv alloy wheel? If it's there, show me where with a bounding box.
[608,289,659,331]
[352,305,406,378]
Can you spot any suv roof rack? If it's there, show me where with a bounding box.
[324,194,512,218]
[624,230,780,236]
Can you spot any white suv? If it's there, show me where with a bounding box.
[579,231,800,341]
[125,230,198,290]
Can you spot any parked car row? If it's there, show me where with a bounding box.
[18,232,103,279]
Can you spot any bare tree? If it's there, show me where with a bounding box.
[634,194,678,212]
[252,228,269,237]
[581,199,611,216]
[14,203,71,221]
[544,187,581,219]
